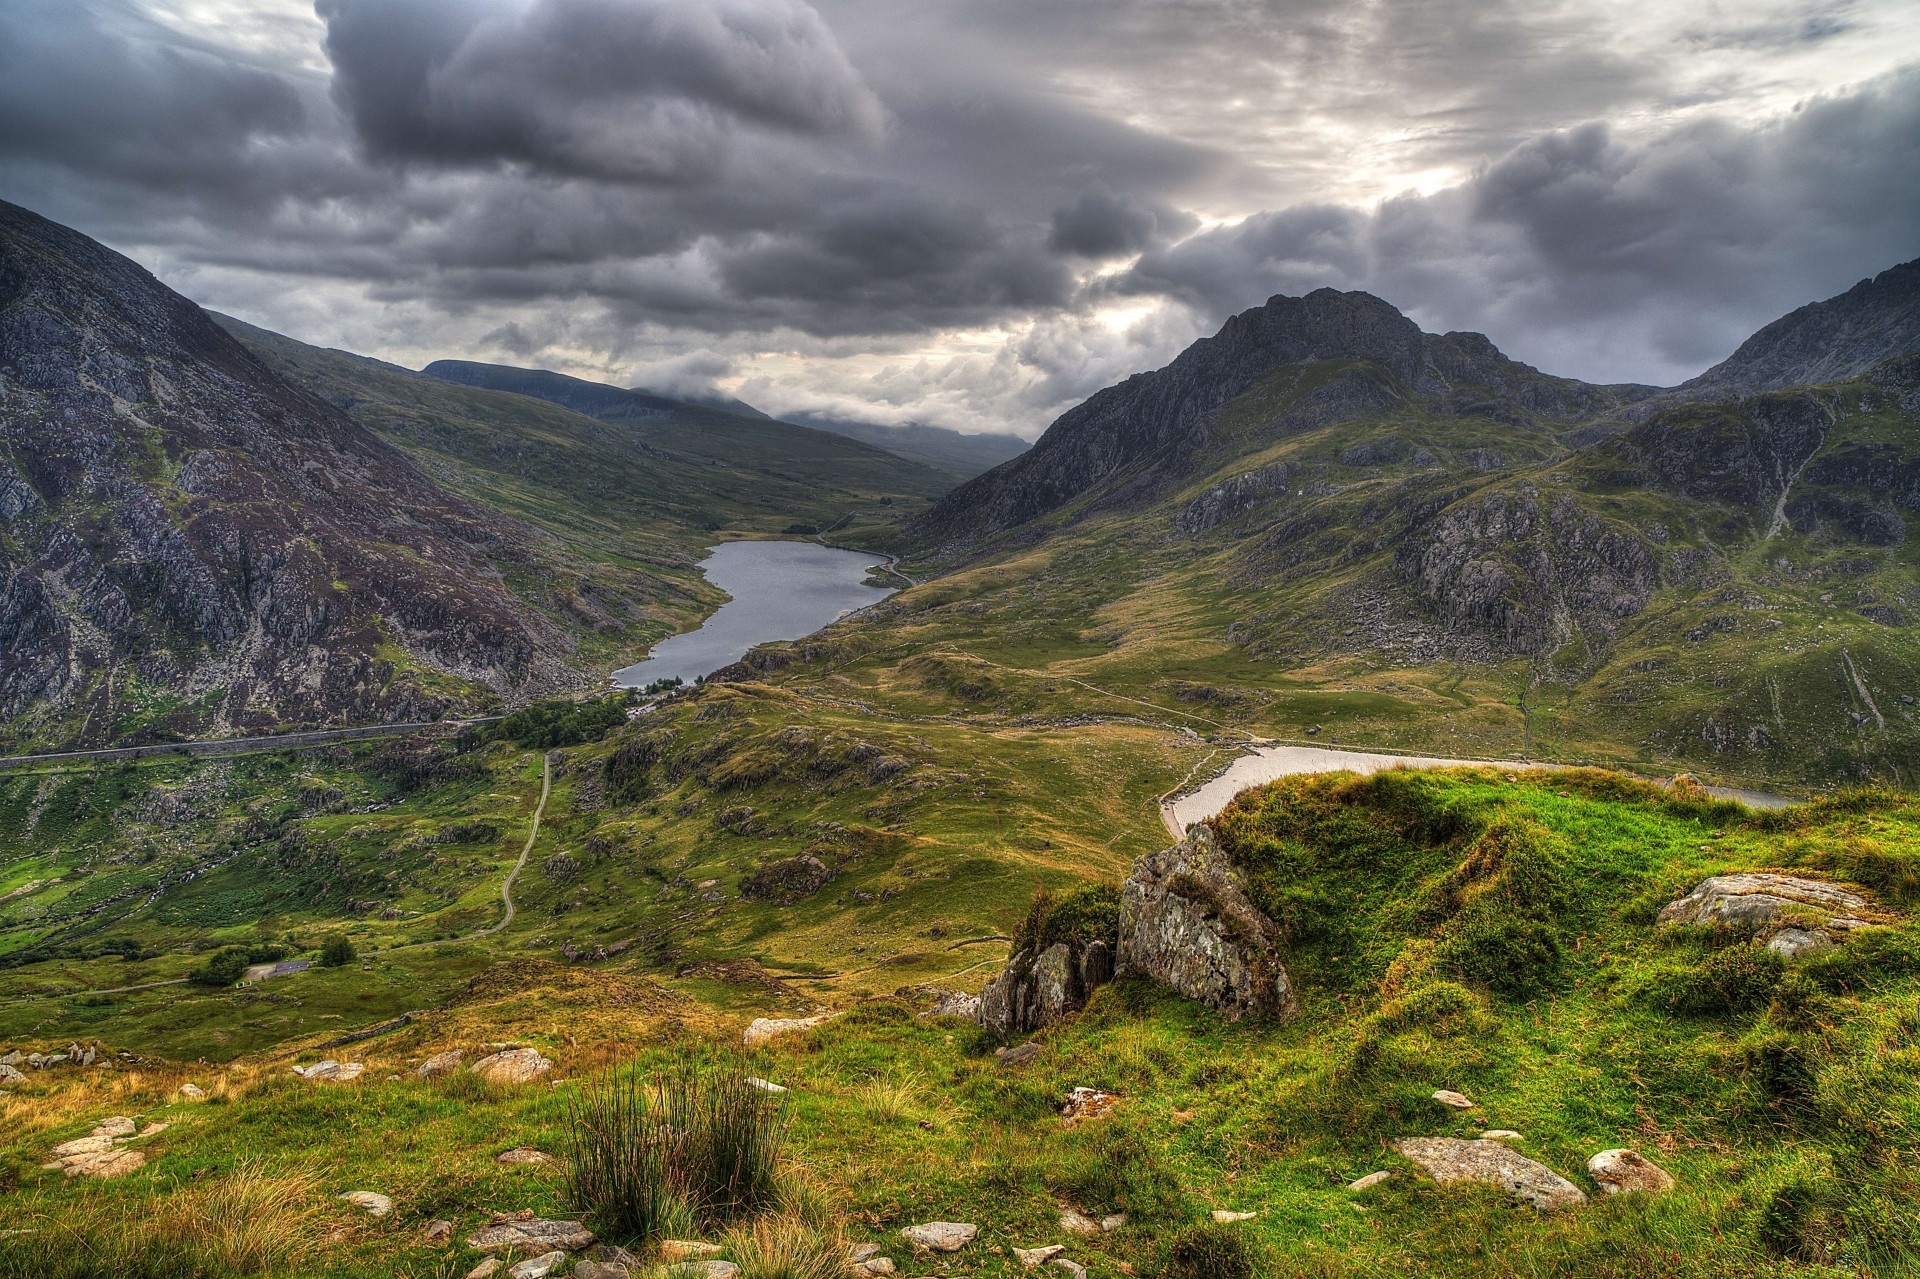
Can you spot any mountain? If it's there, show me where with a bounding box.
[886,271,1920,786]
[419,358,959,491]
[0,200,582,748]
[780,411,1029,479]
[914,287,1656,556]
[1681,259,1920,397]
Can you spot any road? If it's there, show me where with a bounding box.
[0,717,502,773]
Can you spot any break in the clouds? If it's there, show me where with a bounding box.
[1,0,1917,435]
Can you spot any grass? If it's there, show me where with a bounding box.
[8,771,1917,1275]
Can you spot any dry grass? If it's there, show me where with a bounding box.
[0,1161,320,1278]
[712,1214,848,1279]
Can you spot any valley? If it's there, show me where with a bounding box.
[3,201,1919,1279]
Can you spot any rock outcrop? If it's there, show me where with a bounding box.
[470,1048,553,1085]
[1392,1137,1587,1210]
[0,199,579,745]
[1117,825,1296,1020]
[1657,872,1868,929]
[979,936,1113,1039]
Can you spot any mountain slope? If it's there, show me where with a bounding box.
[857,273,1920,786]
[0,200,578,748]
[1682,258,1920,397]
[419,358,959,494]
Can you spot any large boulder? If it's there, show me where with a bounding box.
[1657,872,1877,956]
[1393,1137,1586,1210]
[979,939,1113,1039]
[1117,825,1295,1020]
[469,1048,553,1085]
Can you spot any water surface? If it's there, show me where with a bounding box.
[613,541,895,688]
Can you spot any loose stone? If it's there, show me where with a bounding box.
[901,1221,978,1251]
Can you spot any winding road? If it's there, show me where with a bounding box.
[475,751,549,939]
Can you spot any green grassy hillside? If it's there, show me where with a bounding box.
[5,768,1918,1277]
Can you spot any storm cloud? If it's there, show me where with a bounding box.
[0,0,1916,433]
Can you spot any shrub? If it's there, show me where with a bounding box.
[478,697,629,751]
[188,947,249,987]
[568,1057,786,1244]
[1156,1220,1258,1279]
[318,936,357,967]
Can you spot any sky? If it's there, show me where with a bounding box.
[2,0,1917,438]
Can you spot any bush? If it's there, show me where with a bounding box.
[188,948,249,988]
[478,697,629,751]
[318,936,357,967]
[568,1057,785,1244]
[1156,1221,1258,1279]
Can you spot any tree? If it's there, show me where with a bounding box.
[319,935,357,967]
[188,948,249,987]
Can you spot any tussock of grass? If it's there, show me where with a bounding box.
[568,1055,786,1247]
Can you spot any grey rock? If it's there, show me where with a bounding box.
[413,1049,465,1078]
[495,1147,553,1165]
[466,1218,595,1253]
[1587,1148,1675,1196]
[1767,926,1834,958]
[508,1252,566,1279]
[1393,1137,1587,1210]
[742,1014,836,1047]
[1657,873,1867,931]
[996,1041,1041,1069]
[290,1059,364,1082]
[1117,824,1295,1020]
[572,1263,629,1279]
[469,1048,553,1085]
[339,1191,392,1216]
[901,1221,977,1251]
[979,933,1113,1039]
[0,1064,25,1084]
[463,1261,502,1279]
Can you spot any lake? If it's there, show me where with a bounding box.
[612,540,897,688]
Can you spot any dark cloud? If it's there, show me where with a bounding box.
[1048,190,1194,259]
[318,0,884,181]
[0,0,306,191]
[1117,67,1920,383]
[0,0,1915,431]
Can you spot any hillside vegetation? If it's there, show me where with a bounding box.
[5,769,1919,1277]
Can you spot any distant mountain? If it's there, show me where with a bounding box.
[781,412,1029,479]
[1682,259,1920,397]
[418,358,959,489]
[0,200,578,747]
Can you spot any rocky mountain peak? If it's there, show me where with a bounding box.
[912,287,1623,556]
[1683,258,1920,396]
